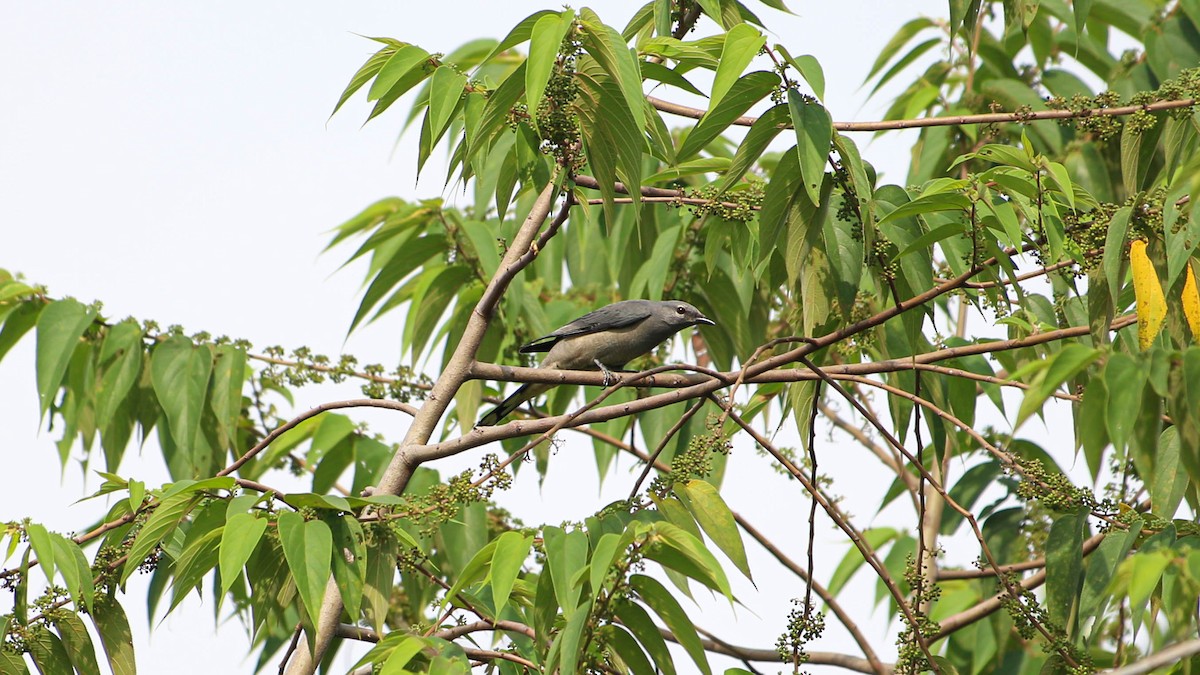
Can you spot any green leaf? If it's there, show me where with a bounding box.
[331,45,393,118]
[1151,426,1189,518]
[50,614,100,675]
[630,574,712,675]
[644,157,731,184]
[711,24,765,110]
[150,336,213,477]
[276,511,333,625]
[544,526,589,616]
[679,71,779,160]
[25,524,57,588]
[601,624,655,675]
[167,523,223,612]
[50,534,93,614]
[218,513,267,597]
[640,61,703,96]
[490,531,531,615]
[208,344,245,453]
[328,515,367,621]
[28,629,72,675]
[89,594,135,675]
[1045,508,1087,635]
[717,103,789,192]
[1015,343,1100,429]
[1105,352,1145,453]
[676,480,751,581]
[368,45,430,101]
[121,492,198,585]
[644,522,732,598]
[767,46,821,101]
[526,11,576,122]
[0,648,29,675]
[35,299,96,420]
[865,17,935,82]
[364,528,399,633]
[580,8,646,133]
[876,191,971,226]
[614,600,677,675]
[787,89,833,205]
[96,320,143,432]
[0,300,43,364]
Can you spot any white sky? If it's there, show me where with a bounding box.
[0,2,950,673]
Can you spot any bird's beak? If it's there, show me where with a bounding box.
[696,316,716,326]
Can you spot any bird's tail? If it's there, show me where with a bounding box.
[477,383,545,426]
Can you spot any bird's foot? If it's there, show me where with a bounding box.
[594,359,616,387]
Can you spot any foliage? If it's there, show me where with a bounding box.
[5,1,1200,674]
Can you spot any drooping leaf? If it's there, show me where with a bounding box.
[35,299,96,420]
[218,513,267,597]
[787,89,833,205]
[276,511,333,625]
[676,480,752,581]
[629,575,712,675]
[89,595,135,675]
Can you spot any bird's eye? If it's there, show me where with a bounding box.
[676,306,686,314]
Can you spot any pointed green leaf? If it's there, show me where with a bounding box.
[88,595,135,675]
[50,534,93,614]
[630,574,711,675]
[368,45,430,101]
[614,599,677,675]
[328,515,367,622]
[712,24,765,110]
[601,624,655,675]
[208,344,245,453]
[364,528,399,633]
[276,511,333,625]
[1045,508,1087,634]
[49,614,99,675]
[1015,343,1100,429]
[218,513,267,597]
[150,336,213,476]
[35,299,96,420]
[490,531,530,615]
[526,12,575,120]
[25,524,56,588]
[544,526,590,616]
[679,71,778,160]
[28,629,72,675]
[580,8,646,132]
[427,66,468,143]
[96,320,143,432]
[331,46,394,118]
[121,492,198,585]
[787,89,832,205]
[676,480,751,581]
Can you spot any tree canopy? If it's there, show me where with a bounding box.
[4,1,1200,674]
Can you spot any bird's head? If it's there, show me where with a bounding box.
[660,301,715,329]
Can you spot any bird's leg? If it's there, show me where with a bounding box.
[593,359,616,387]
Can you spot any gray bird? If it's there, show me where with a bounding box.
[477,299,715,426]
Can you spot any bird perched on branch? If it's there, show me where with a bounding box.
[476,299,715,426]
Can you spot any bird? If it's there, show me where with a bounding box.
[476,299,715,426]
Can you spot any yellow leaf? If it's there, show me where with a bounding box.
[1183,264,1200,342]
[1131,240,1166,349]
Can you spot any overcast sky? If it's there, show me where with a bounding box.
[1,3,937,672]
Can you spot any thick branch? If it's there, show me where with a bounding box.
[284,180,562,675]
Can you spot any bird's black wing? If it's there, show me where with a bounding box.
[519,302,653,353]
